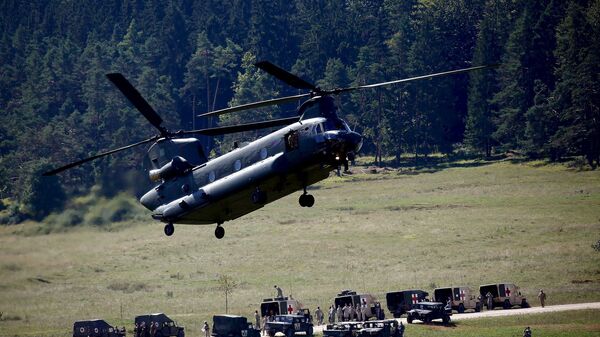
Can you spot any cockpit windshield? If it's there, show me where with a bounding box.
[322,118,350,132]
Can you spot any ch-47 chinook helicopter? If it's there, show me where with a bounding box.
[44,61,493,239]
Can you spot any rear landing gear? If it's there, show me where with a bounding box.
[299,193,315,207]
[215,223,225,239]
[164,223,174,236]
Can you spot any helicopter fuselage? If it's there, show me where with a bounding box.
[141,117,362,228]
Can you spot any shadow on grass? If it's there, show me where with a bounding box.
[357,154,506,176]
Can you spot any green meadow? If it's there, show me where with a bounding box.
[1,159,599,336]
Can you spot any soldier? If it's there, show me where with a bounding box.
[398,322,405,337]
[134,323,139,337]
[538,289,547,308]
[349,304,356,321]
[523,326,532,337]
[328,305,334,324]
[149,322,157,337]
[477,295,483,311]
[261,315,268,336]
[343,304,350,321]
[486,292,493,310]
[140,321,146,337]
[202,321,210,337]
[374,302,382,320]
[336,305,343,322]
[274,285,284,298]
[255,310,261,329]
[315,306,324,325]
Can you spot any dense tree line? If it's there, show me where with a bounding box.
[0,0,598,220]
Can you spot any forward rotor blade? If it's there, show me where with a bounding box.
[199,93,310,118]
[42,136,159,176]
[255,61,317,91]
[333,64,499,94]
[181,116,300,136]
[106,73,168,136]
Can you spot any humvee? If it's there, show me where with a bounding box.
[385,290,428,317]
[479,283,529,309]
[73,319,125,337]
[406,302,451,324]
[433,286,480,313]
[212,315,260,337]
[333,290,385,320]
[134,313,184,337]
[322,322,363,337]
[261,297,304,317]
[359,320,402,337]
[264,314,313,337]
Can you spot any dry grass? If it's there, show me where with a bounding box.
[0,160,599,336]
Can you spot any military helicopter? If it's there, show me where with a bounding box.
[44,61,492,239]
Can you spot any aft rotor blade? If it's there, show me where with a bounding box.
[199,93,310,118]
[42,136,159,176]
[255,61,318,91]
[181,116,300,136]
[106,73,168,136]
[333,64,499,94]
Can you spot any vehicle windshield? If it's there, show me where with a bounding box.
[274,316,294,323]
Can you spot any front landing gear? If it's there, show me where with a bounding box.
[215,223,225,239]
[164,223,174,236]
[299,193,315,207]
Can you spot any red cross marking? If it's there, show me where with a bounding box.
[460,290,466,301]
[411,293,419,304]
[505,288,511,297]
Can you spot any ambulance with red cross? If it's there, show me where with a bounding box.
[479,283,529,309]
[433,286,481,313]
[385,289,429,317]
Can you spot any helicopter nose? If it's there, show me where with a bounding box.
[346,131,363,153]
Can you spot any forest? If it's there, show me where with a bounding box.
[0,0,599,223]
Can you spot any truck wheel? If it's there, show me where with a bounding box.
[307,327,313,336]
[286,329,294,337]
[503,299,511,309]
[423,316,431,324]
[393,313,400,318]
[407,316,413,324]
[458,304,465,314]
[442,315,450,324]
[521,299,530,308]
[475,303,481,312]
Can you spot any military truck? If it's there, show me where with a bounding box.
[73,319,125,337]
[433,286,480,313]
[333,290,385,320]
[264,314,313,337]
[261,297,304,317]
[212,315,260,337]
[134,313,184,337]
[385,290,428,318]
[406,302,451,324]
[479,283,529,309]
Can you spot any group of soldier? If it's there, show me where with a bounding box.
[324,301,375,323]
[132,322,161,337]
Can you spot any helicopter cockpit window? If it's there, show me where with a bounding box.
[208,171,216,183]
[323,118,350,131]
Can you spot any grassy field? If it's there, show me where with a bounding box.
[0,159,599,336]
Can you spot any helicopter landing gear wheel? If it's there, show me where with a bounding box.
[299,193,315,207]
[215,224,225,239]
[164,223,174,236]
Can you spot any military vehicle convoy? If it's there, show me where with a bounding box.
[73,320,125,337]
[406,302,451,324]
[264,314,313,337]
[212,315,260,337]
[433,286,480,313]
[385,290,428,318]
[134,313,185,337]
[479,283,529,309]
[334,290,385,320]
